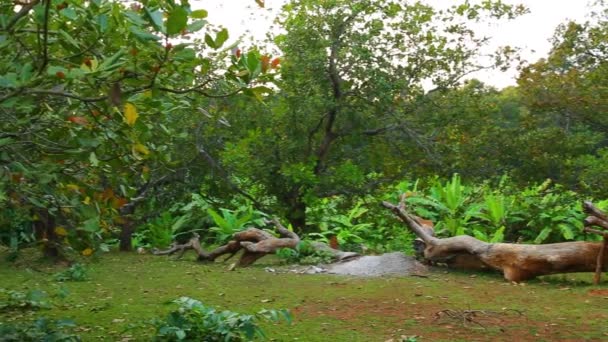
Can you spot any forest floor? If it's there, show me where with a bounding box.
[1,251,607,341]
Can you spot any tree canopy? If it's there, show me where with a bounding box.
[1,0,607,259]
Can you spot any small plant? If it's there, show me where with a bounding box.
[307,201,373,249]
[54,263,89,282]
[153,297,291,341]
[276,240,335,265]
[0,288,51,311]
[208,204,267,243]
[0,317,80,341]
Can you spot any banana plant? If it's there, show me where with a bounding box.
[207,208,253,243]
[308,201,372,246]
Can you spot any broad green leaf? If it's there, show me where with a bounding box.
[0,73,18,88]
[0,137,13,147]
[215,28,229,48]
[191,9,208,19]
[204,33,216,49]
[97,14,108,32]
[145,8,165,33]
[82,218,100,232]
[166,7,188,35]
[60,8,78,20]
[98,49,126,71]
[89,152,99,167]
[187,19,206,32]
[130,26,161,41]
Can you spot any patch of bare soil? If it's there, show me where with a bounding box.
[293,297,597,341]
[588,289,608,297]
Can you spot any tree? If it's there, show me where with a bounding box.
[517,3,608,194]
[218,0,526,230]
[0,0,268,258]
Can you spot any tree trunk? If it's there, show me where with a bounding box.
[382,199,608,282]
[118,206,135,252]
[153,218,358,268]
[286,197,307,232]
[119,221,134,252]
[33,209,60,259]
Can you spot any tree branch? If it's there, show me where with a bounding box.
[37,0,51,75]
[3,0,41,32]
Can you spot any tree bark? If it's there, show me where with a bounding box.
[153,218,300,267]
[153,218,358,267]
[382,200,608,282]
[33,209,60,259]
[286,198,307,232]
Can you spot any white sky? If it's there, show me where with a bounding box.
[193,0,593,89]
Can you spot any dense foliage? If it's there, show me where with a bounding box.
[153,297,291,341]
[1,0,607,260]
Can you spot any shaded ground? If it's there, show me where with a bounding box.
[1,252,607,341]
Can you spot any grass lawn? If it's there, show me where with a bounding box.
[1,251,607,341]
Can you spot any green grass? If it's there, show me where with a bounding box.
[1,251,607,341]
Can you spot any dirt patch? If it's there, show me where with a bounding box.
[588,289,608,296]
[326,252,428,277]
[292,297,593,341]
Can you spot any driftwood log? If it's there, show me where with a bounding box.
[382,199,608,282]
[153,218,358,267]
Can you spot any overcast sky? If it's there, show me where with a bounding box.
[194,0,594,89]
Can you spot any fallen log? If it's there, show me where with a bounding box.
[153,218,357,267]
[583,201,608,284]
[382,199,608,282]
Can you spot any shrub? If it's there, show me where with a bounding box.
[153,297,291,341]
[54,263,89,282]
[0,317,80,341]
[0,288,51,311]
[275,240,335,265]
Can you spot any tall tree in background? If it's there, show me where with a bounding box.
[218,0,527,230]
[517,3,608,195]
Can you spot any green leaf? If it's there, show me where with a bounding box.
[60,8,78,20]
[187,19,206,32]
[204,34,216,49]
[145,8,165,33]
[246,51,260,75]
[166,7,188,35]
[171,215,189,233]
[89,152,99,167]
[207,208,228,229]
[558,223,574,240]
[82,218,100,232]
[534,227,553,244]
[191,9,208,19]
[98,49,126,71]
[215,28,229,48]
[175,329,186,340]
[96,14,108,32]
[0,137,13,147]
[130,26,161,41]
[490,226,505,243]
[47,66,69,76]
[58,30,80,49]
